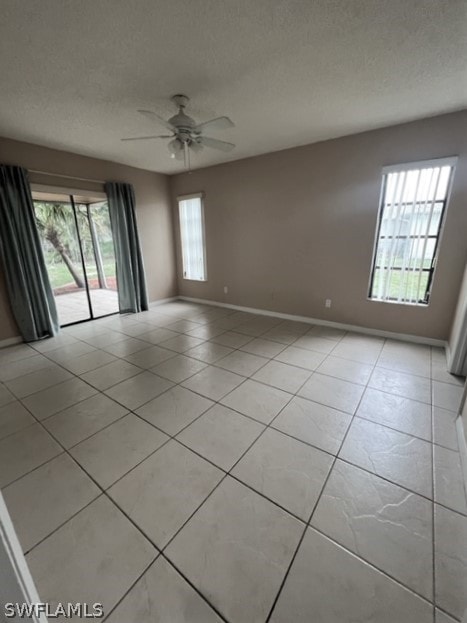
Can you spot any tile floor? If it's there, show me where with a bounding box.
[0,300,466,622]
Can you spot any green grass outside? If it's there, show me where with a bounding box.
[371,269,429,303]
[47,260,117,289]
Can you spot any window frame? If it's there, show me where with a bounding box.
[177,192,208,282]
[368,157,457,306]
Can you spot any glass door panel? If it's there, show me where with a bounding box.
[34,194,91,326]
[76,202,119,319]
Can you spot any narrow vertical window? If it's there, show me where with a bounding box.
[178,193,207,281]
[369,157,457,305]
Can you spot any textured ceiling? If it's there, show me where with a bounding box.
[0,0,466,174]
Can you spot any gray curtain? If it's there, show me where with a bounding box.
[0,165,59,341]
[105,182,149,313]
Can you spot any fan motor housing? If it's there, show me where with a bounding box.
[169,94,195,129]
[176,129,193,143]
[169,112,195,129]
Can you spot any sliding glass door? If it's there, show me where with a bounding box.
[75,201,119,321]
[33,191,119,326]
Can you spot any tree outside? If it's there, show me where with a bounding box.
[34,201,117,293]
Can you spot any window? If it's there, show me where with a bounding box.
[178,193,207,281]
[369,157,457,305]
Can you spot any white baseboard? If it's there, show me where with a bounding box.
[178,295,446,348]
[149,296,179,308]
[0,336,23,349]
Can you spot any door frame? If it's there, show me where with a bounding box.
[0,492,47,623]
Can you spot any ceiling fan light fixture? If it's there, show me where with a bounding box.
[168,138,183,154]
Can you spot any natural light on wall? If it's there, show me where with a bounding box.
[178,193,207,281]
[369,157,457,305]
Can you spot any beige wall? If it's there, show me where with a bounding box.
[171,110,467,340]
[2,110,466,343]
[0,137,177,342]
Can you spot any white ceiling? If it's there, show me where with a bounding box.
[1,0,466,175]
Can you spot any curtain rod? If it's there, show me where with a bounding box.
[28,169,106,185]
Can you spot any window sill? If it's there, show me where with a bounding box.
[368,297,429,308]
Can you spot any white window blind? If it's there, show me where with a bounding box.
[178,194,207,281]
[369,158,456,305]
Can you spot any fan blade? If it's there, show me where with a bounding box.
[194,116,235,132]
[137,109,174,131]
[198,136,235,152]
[121,135,172,141]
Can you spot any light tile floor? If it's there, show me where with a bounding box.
[0,301,466,622]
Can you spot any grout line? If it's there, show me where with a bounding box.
[434,606,462,623]
[302,522,437,608]
[361,381,433,407]
[1,447,64,490]
[352,412,433,445]
[264,524,308,622]
[100,554,160,623]
[158,554,231,623]
[21,489,103,556]
[57,408,132,451]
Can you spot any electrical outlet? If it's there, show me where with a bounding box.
[224,286,228,294]
[325,299,332,308]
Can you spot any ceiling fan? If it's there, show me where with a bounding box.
[122,94,235,168]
